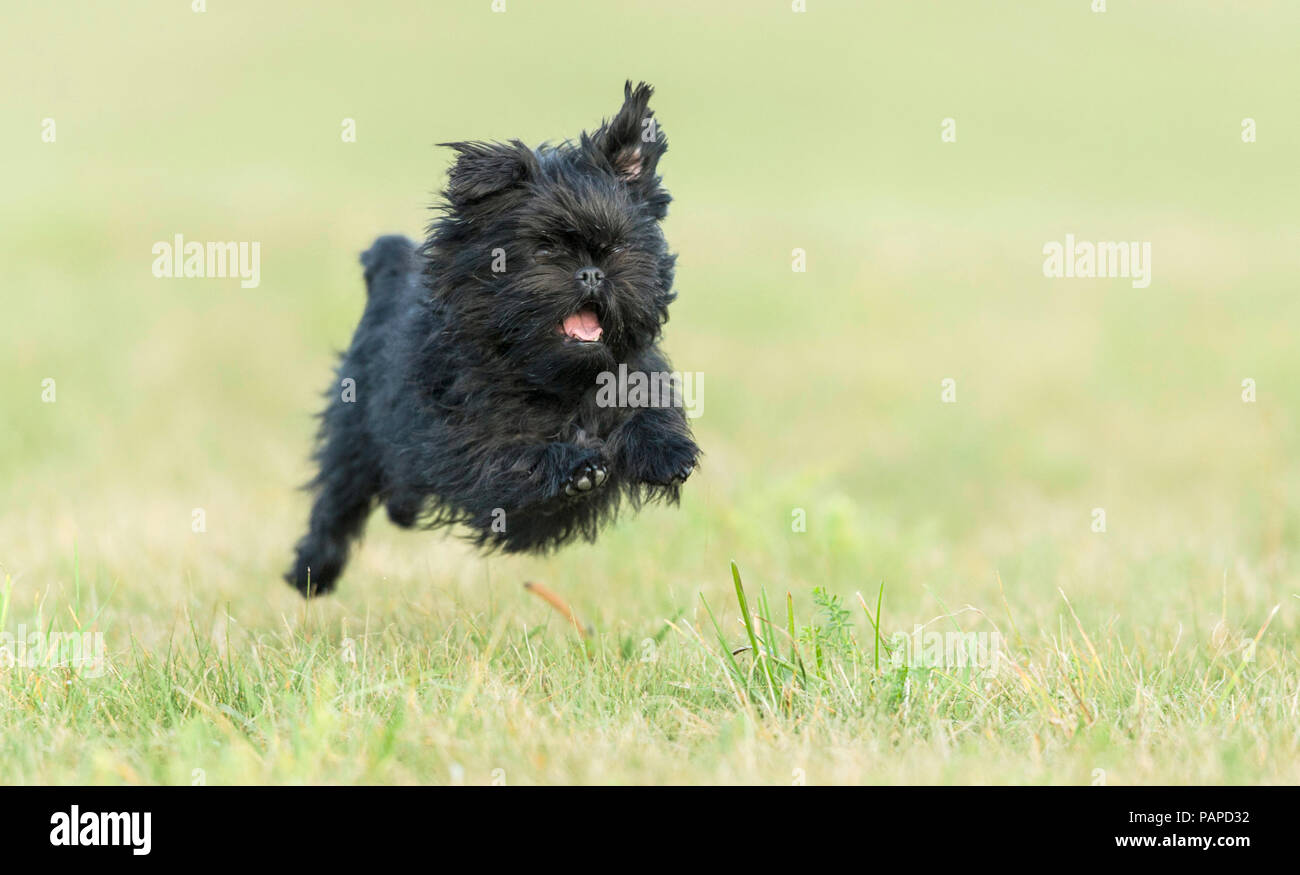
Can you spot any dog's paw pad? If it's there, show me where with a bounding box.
[564,462,608,496]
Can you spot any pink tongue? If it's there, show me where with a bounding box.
[562,308,603,341]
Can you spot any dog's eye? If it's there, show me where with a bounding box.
[534,247,555,260]
[607,245,626,256]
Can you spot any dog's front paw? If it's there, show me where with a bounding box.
[563,458,609,496]
[666,460,694,486]
[636,440,699,488]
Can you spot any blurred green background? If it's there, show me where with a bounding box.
[1,1,1298,783]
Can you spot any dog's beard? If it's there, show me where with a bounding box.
[472,294,618,390]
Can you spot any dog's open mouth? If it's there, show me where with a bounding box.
[559,308,603,343]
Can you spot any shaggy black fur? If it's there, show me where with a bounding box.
[286,82,699,596]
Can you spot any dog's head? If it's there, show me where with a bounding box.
[425,81,677,387]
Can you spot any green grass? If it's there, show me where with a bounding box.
[1,561,1295,784]
[1,0,1298,784]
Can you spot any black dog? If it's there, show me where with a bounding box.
[286,82,699,596]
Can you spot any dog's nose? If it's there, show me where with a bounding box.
[574,266,605,291]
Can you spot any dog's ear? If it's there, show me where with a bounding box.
[591,81,669,211]
[441,140,535,209]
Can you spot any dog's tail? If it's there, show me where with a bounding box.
[360,234,415,298]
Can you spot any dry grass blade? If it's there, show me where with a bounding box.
[523,581,590,640]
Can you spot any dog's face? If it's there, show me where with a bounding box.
[426,82,677,388]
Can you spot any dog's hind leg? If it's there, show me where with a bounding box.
[385,489,423,528]
[285,433,380,597]
[285,235,413,597]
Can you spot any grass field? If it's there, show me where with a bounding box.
[2,1,1298,784]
